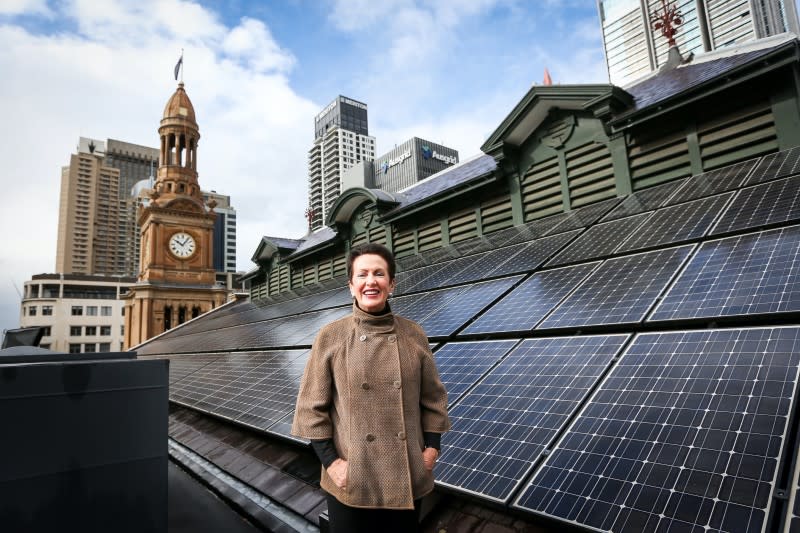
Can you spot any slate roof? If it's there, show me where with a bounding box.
[619,34,798,117]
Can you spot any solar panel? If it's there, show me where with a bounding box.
[420,276,523,337]
[546,213,651,267]
[446,246,515,285]
[436,334,630,502]
[394,262,449,295]
[666,158,757,205]
[391,287,466,324]
[452,235,495,256]
[231,351,310,433]
[746,146,800,186]
[540,245,694,329]
[462,263,600,335]
[711,175,800,235]
[165,352,222,384]
[545,198,621,235]
[432,340,519,406]
[514,327,800,533]
[170,351,270,408]
[408,254,485,293]
[649,225,800,321]
[601,179,687,222]
[490,230,581,278]
[616,193,733,253]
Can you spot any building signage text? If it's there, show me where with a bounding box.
[382,150,411,173]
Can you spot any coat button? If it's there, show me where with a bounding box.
[361,382,370,390]
[388,335,396,343]
[359,334,367,341]
[393,380,401,389]
[366,434,376,442]
[397,431,406,440]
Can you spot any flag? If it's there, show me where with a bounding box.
[543,68,552,86]
[174,54,183,81]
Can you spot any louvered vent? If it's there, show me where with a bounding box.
[481,194,513,235]
[566,141,616,208]
[291,266,303,288]
[368,225,386,245]
[392,226,416,258]
[333,252,346,278]
[698,102,778,170]
[521,155,562,221]
[417,220,443,252]
[318,259,333,281]
[278,265,290,293]
[628,129,691,190]
[448,207,478,243]
[351,231,367,247]
[303,264,316,285]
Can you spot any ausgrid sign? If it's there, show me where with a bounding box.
[383,150,411,173]
[422,145,456,165]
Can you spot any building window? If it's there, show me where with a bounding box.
[164,306,172,330]
[71,306,83,316]
[99,343,111,352]
[42,305,53,316]
[100,326,111,336]
[120,325,125,335]
[121,306,125,316]
[69,343,81,353]
[84,343,96,353]
[101,306,112,316]
[85,326,97,336]
[28,306,37,316]
[41,326,51,336]
[87,306,98,316]
[70,326,82,336]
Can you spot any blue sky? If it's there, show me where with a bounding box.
[0,0,607,334]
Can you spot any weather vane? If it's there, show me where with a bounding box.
[304,207,316,230]
[651,0,683,48]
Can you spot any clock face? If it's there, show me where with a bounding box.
[169,232,196,258]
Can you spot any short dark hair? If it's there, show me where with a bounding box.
[347,243,396,280]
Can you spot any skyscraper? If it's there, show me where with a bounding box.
[307,96,375,231]
[598,0,800,85]
[56,137,237,277]
[56,137,158,276]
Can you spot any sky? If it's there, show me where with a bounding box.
[0,0,608,335]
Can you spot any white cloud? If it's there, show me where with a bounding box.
[0,1,315,334]
[0,0,50,16]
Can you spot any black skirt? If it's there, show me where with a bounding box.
[325,493,421,533]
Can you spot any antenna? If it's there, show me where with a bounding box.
[11,279,22,300]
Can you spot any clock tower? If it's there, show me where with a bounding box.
[123,82,227,348]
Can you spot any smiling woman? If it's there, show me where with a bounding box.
[291,243,450,533]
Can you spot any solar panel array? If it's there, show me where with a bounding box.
[138,146,800,532]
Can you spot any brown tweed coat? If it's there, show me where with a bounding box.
[291,303,450,510]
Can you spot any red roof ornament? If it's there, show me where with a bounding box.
[651,0,683,48]
[543,68,553,86]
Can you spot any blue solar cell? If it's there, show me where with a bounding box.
[515,327,800,533]
[462,263,600,335]
[545,198,621,235]
[436,334,630,502]
[666,158,757,204]
[601,179,687,222]
[420,276,523,337]
[540,245,694,329]
[433,340,519,405]
[746,146,800,185]
[616,193,733,253]
[490,230,581,277]
[546,213,651,266]
[649,225,800,321]
[711,175,800,235]
[392,287,466,324]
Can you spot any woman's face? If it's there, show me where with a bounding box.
[349,253,395,313]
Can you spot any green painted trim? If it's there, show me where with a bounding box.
[383,223,394,252]
[440,217,451,247]
[771,78,800,150]
[557,151,571,211]
[474,206,484,237]
[609,134,632,197]
[686,125,703,174]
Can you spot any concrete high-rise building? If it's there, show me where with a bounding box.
[56,138,158,276]
[56,137,237,276]
[203,190,237,273]
[307,96,375,231]
[597,0,800,85]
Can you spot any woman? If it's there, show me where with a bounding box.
[292,243,450,532]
